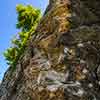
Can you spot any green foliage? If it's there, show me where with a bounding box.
[16,4,41,32]
[4,4,41,69]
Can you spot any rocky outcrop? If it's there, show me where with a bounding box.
[0,0,100,100]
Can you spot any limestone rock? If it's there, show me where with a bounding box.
[0,0,100,100]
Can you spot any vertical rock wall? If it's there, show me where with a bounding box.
[0,0,100,100]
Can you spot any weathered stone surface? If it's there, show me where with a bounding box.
[0,0,100,100]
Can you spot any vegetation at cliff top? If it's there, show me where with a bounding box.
[4,4,41,69]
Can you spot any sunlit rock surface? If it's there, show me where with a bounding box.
[0,0,100,100]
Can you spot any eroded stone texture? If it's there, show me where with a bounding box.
[0,0,100,100]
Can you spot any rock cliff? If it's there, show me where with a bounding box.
[0,0,100,100]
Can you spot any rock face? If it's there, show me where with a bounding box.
[0,0,100,100]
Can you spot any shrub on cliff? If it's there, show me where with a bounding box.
[4,4,41,68]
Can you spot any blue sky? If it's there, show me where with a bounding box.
[0,0,48,80]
